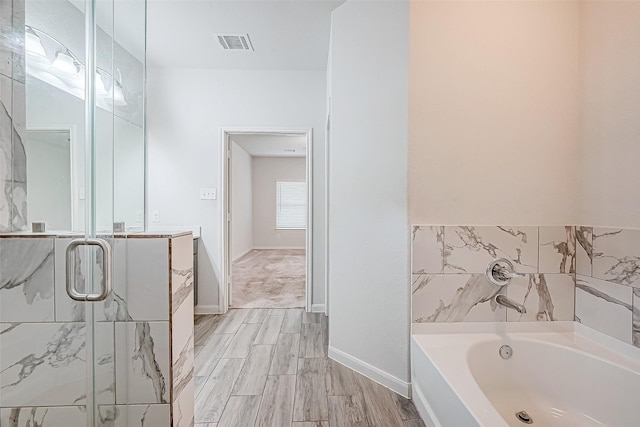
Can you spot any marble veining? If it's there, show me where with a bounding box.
[575,275,634,344]
[0,406,86,427]
[576,277,634,312]
[412,274,502,323]
[633,288,640,347]
[593,228,640,287]
[507,274,575,322]
[0,322,91,406]
[172,334,194,398]
[539,226,575,273]
[576,226,593,276]
[133,322,168,403]
[444,226,538,274]
[0,238,54,321]
[172,267,193,315]
[411,225,444,274]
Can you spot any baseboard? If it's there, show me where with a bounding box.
[328,346,411,398]
[232,248,253,262]
[311,304,325,313]
[194,304,221,315]
[252,246,306,250]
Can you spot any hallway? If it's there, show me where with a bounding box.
[231,249,306,309]
[193,309,425,426]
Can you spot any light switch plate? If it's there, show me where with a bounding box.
[200,188,217,200]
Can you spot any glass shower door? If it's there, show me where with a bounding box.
[0,0,146,425]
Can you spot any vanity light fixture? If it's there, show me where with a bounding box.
[25,27,47,58]
[51,50,80,76]
[25,25,128,107]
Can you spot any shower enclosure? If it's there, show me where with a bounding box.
[1,0,151,425]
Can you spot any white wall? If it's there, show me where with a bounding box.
[231,142,253,260]
[146,69,326,312]
[252,157,306,249]
[328,0,410,395]
[25,130,72,230]
[578,0,640,228]
[408,0,580,226]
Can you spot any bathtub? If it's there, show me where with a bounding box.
[411,322,640,427]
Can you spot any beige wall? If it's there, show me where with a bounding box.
[578,1,640,228]
[231,142,253,260]
[408,0,580,226]
[252,157,306,248]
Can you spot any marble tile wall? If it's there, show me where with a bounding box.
[575,227,640,347]
[412,225,640,349]
[0,0,27,232]
[0,234,194,426]
[412,225,576,324]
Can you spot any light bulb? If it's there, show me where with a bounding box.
[51,51,79,75]
[95,71,108,96]
[112,83,127,106]
[25,31,47,58]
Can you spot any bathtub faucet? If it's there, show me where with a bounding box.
[495,294,526,314]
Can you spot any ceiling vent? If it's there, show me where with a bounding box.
[216,34,254,51]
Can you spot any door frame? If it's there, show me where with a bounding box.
[220,127,314,313]
[26,126,79,230]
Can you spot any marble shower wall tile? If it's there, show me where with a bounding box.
[576,226,593,277]
[633,288,640,348]
[10,179,26,230]
[593,228,640,288]
[0,180,10,230]
[171,292,194,402]
[98,404,171,427]
[0,406,86,427]
[0,0,14,78]
[173,377,195,427]
[444,226,538,274]
[539,226,575,273]
[12,0,25,83]
[506,274,575,322]
[575,275,634,345]
[115,321,170,405]
[0,322,87,406]
[12,79,26,182]
[1,73,12,182]
[0,237,54,322]
[120,238,169,321]
[411,225,444,274]
[171,234,194,315]
[412,273,505,323]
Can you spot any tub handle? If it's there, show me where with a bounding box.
[486,258,525,286]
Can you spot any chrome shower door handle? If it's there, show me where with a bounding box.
[65,238,112,302]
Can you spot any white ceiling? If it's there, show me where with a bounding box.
[232,134,307,157]
[146,0,344,70]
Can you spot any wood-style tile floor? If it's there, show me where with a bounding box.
[194,309,426,427]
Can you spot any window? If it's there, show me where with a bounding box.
[276,181,307,229]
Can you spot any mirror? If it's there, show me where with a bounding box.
[25,129,73,230]
[24,0,145,233]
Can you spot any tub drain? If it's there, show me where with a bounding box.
[516,411,533,424]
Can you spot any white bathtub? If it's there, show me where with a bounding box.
[411,322,640,427]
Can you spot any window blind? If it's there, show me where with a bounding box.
[276,181,307,229]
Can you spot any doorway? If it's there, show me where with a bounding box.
[221,128,313,312]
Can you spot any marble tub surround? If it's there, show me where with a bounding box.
[0,233,194,427]
[412,224,640,349]
[0,0,27,233]
[412,225,577,325]
[573,226,640,347]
